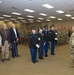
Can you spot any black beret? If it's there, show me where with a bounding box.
[38,26,43,29]
[31,27,36,30]
[50,24,54,28]
[44,25,48,28]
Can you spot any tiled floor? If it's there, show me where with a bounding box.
[0,44,74,75]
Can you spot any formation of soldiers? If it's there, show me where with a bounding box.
[29,25,58,63]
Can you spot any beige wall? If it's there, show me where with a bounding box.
[0,20,74,36]
[26,20,74,31]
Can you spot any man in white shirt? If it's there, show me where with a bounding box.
[9,23,20,58]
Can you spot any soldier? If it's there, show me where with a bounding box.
[37,27,44,59]
[43,25,49,57]
[69,26,74,68]
[49,25,58,55]
[29,27,39,63]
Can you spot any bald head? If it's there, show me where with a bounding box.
[72,26,74,32]
[3,23,7,29]
[12,24,16,28]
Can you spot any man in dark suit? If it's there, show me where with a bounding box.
[9,23,20,58]
[0,23,10,62]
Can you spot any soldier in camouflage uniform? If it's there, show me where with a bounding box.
[57,29,64,45]
[57,28,68,45]
[70,26,74,68]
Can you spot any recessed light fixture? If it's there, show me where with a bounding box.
[65,14,72,17]
[71,17,74,19]
[28,19,33,20]
[21,20,26,22]
[29,20,33,23]
[24,9,35,12]
[38,18,44,20]
[39,13,47,16]
[37,20,41,22]
[10,18,16,20]
[46,19,51,21]
[42,4,54,9]
[57,18,62,20]
[14,21,20,23]
[4,20,10,21]
[18,17,24,19]
[12,12,21,15]
[23,22,27,23]
[3,15,11,17]
[56,10,64,14]
[27,15,34,18]
[50,16,56,18]
[0,17,4,19]
[0,1,1,3]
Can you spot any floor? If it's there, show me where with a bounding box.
[0,44,74,75]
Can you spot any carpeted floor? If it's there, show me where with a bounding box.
[0,44,74,75]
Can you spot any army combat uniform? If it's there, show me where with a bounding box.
[70,32,74,66]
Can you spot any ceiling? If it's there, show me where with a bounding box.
[0,0,74,24]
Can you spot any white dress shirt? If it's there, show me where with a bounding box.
[13,28,17,38]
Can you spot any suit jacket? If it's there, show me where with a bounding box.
[0,28,9,45]
[9,28,20,43]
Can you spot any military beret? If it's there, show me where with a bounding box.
[31,27,36,30]
[44,25,48,28]
[38,26,43,29]
[50,24,54,28]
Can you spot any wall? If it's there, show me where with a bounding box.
[26,20,74,31]
[0,20,74,36]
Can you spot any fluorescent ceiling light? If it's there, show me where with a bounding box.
[14,21,19,23]
[3,15,11,17]
[10,18,16,20]
[21,20,26,22]
[56,10,64,14]
[0,1,1,3]
[50,16,56,18]
[71,17,74,19]
[57,18,62,20]
[42,4,54,9]
[12,12,21,15]
[65,14,72,17]
[23,22,27,23]
[0,17,4,19]
[28,19,33,20]
[29,20,33,23]
[4,20,10,21]
[39,13,47,16]
[38,18,44,20]
[46,19,51,21]
[37,20,41,22]
[18,17,24,19]
[24,9,35,12]
[27,15,34,18]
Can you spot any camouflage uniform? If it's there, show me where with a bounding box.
[70,32,74,64]
[57,29,68,45]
